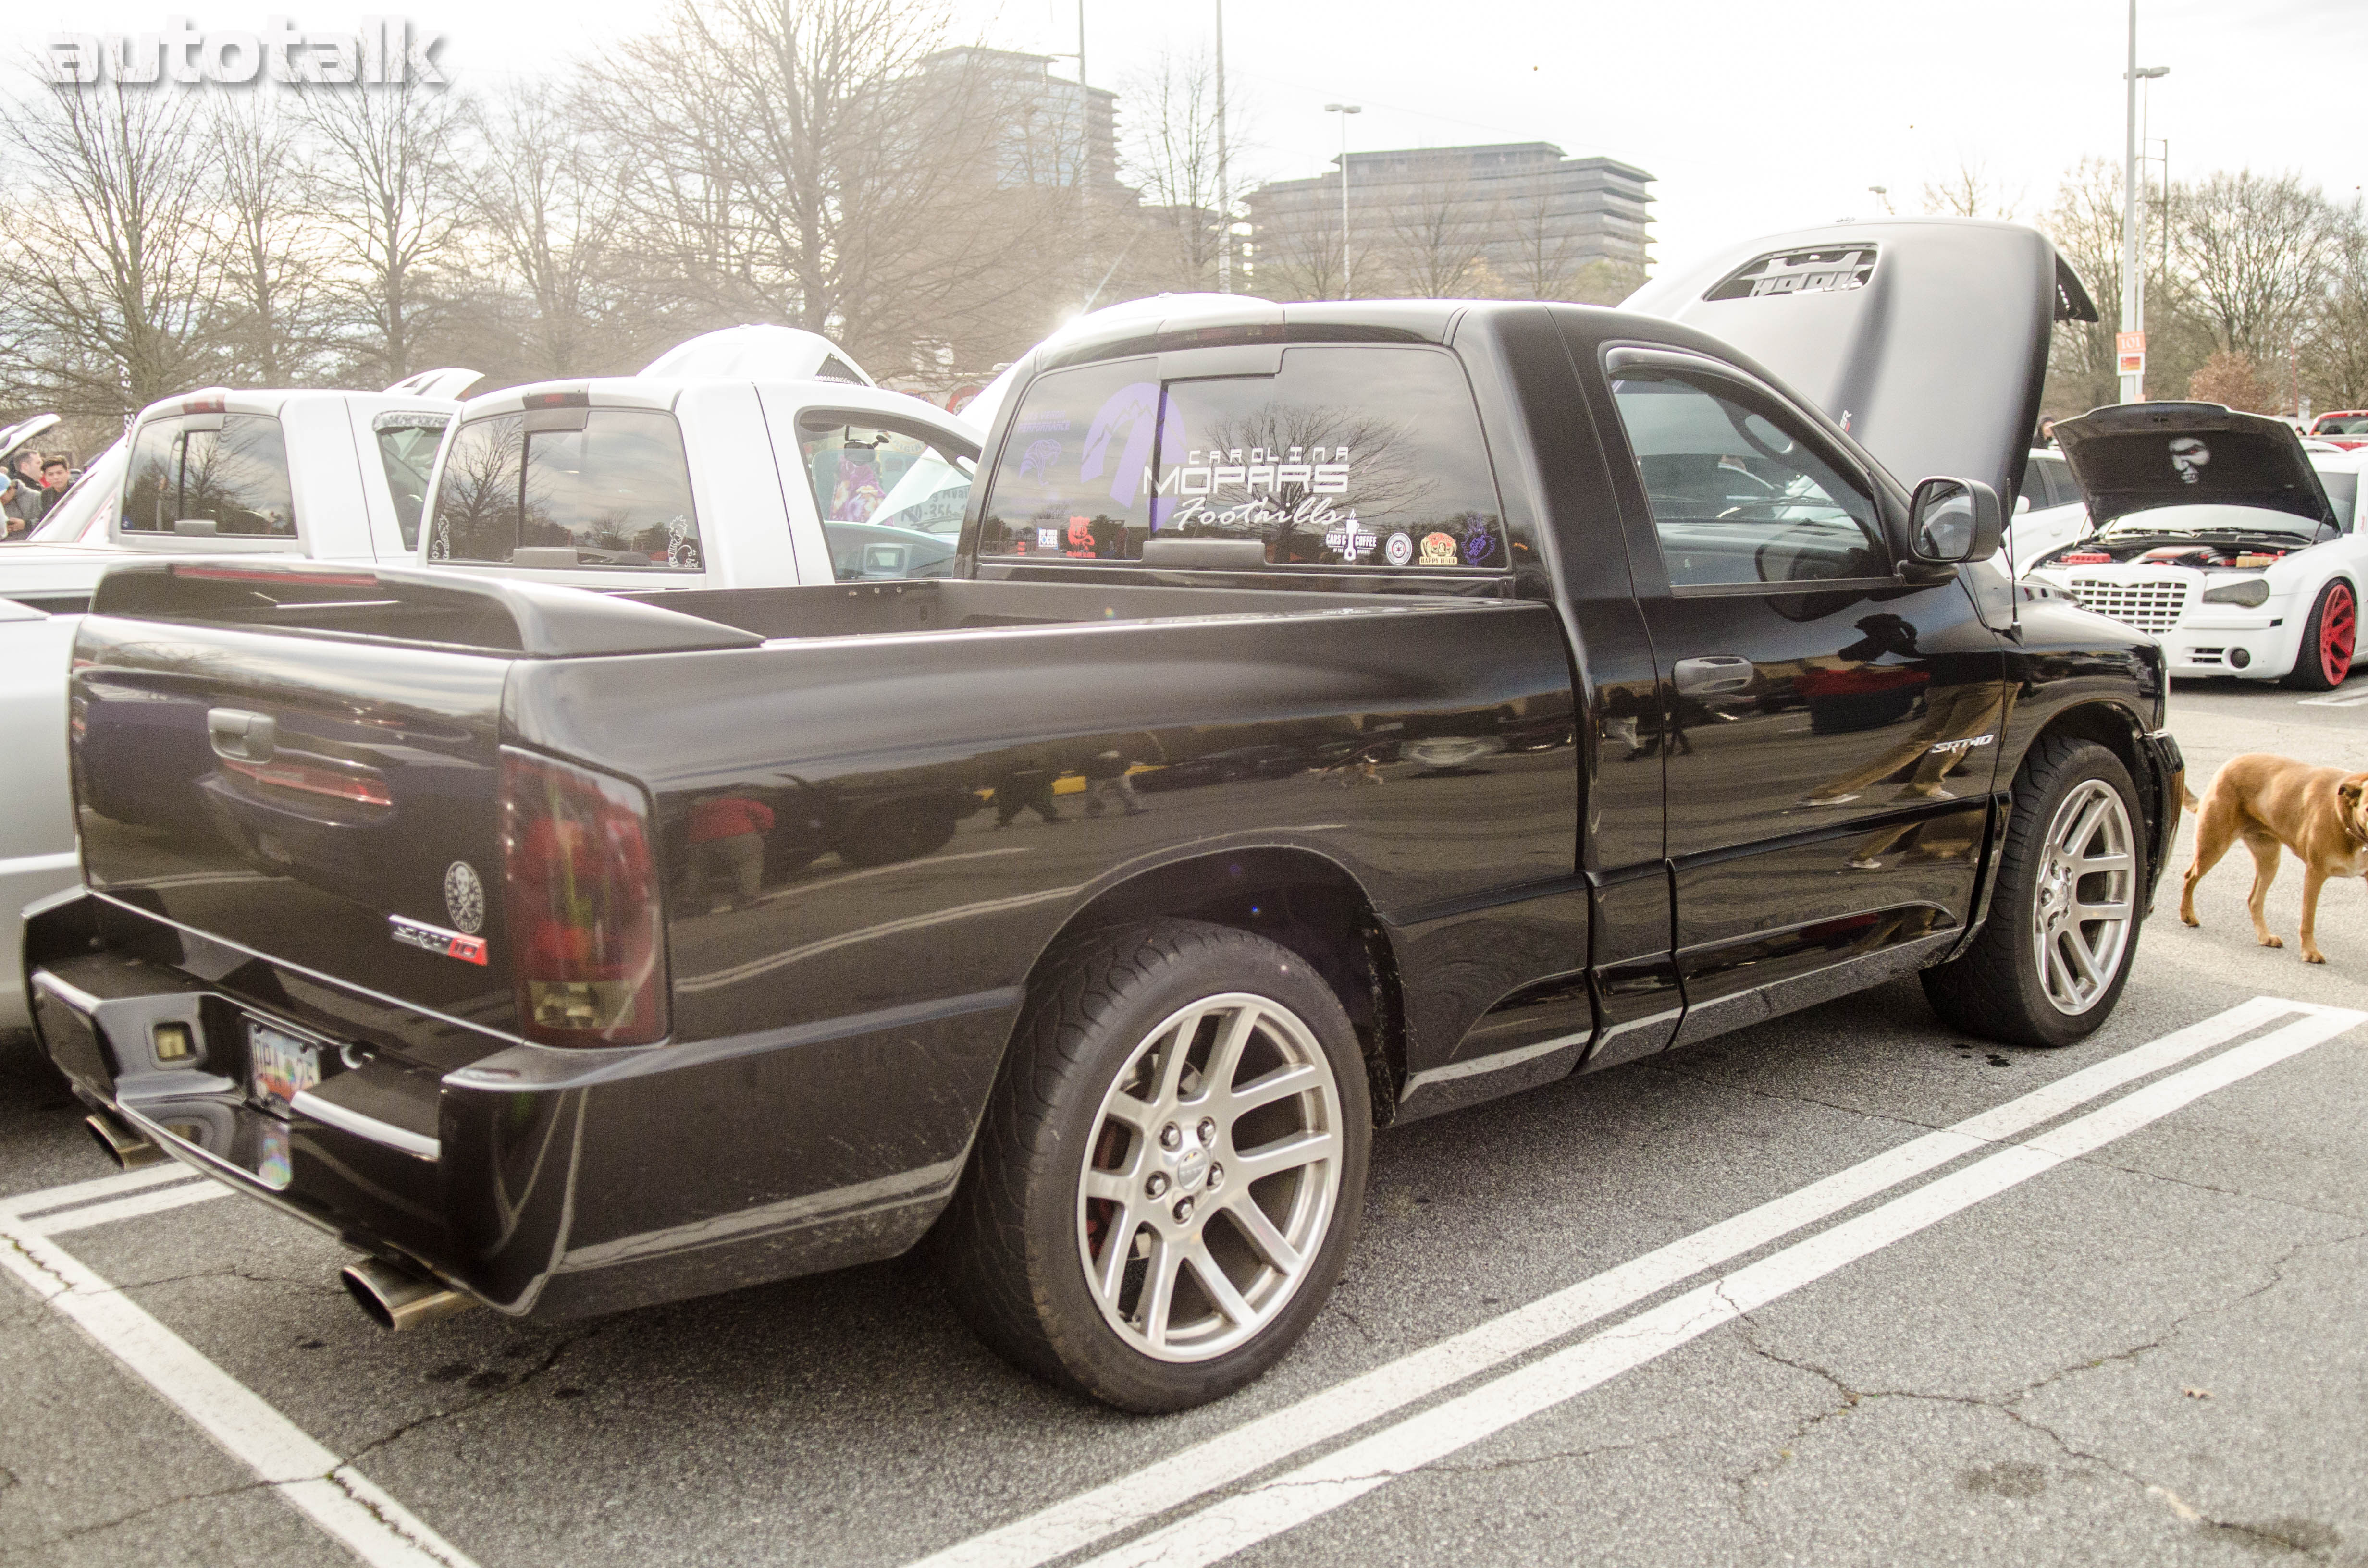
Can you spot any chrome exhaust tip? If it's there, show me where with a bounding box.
[340,1257,475,1333]
[85,1112,166,1170]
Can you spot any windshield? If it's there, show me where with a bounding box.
[2314,416,2368,435]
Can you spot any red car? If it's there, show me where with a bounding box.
[2309,410,2368,449]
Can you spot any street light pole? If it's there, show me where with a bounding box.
[1214,0,1230,293]
[2120,0,2143,403]
[1325,103,1360,299]
[2132,66,2168,350]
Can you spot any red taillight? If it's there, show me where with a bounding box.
[501,749,666,1048]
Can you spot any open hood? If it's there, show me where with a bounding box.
[0,412,62,468]
[1624,218,2095,506]
[382,368,482,400]
[640,325,873,386]
[2054,402,2338,533]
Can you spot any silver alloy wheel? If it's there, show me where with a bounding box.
[1075,992,1344,1363]
[2030,778,2136,1015]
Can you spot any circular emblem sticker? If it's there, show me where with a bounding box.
[1384,532,1415,567]
[443,860,485,934]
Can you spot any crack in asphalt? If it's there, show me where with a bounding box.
[1721,1229,2364,1557]
[20,1480,276,1550]
[322,1466,476,1568]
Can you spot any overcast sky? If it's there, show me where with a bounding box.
[26,0,2368,282]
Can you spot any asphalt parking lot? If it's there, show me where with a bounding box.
[4,674,2366,1568]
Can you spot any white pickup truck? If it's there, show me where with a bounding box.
[416,326,984,592]
[0,372,478,1030]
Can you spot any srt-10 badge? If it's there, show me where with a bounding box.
[389,914,488,966]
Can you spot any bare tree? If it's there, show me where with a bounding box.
[297,75,468,384]
[0,79,222,415]
[2187,350,2277,412]
[580,0,1081,372]
[467,82,627,379]
[1249,187,1349,301]
[1500,189,1584,301]
[2301,202,2368,410]
[2040,156,2127,416]
[1382,180,1493,298]
[2171,170,2345,361]
[1117,48,1231,293]
[209,96,325,386]
[1922,159,2023,220]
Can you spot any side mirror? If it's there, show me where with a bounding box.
[2014,493,2032,514]
[1907,478,2003,565]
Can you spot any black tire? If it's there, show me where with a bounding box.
[2281,578,2357,692]
[1922,737,2146,1048]
[939,920,1371,1411]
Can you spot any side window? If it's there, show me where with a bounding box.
[978,345,1507,569]
[797,415,975,582]
[430,409,700,569]
[1608,369,1884,588]
[121,415,297,537]
[978,359,1159,560]
[121,417,182,533]
[371,412,450,551]
[428,416,522,562]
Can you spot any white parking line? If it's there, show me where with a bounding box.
[1074,1001,2365,1568]
[0,1163,197,1220]
[32,1179,230,1235]
[910,996,2345,1568]
[0,1188,478,1567]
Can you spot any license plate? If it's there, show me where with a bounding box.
[249,1022,321,1113]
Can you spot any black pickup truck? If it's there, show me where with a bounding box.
[29,220,2180,1412]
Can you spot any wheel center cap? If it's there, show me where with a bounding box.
[1173,1146,1211,1192]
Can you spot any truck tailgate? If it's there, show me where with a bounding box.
[74,610,517,1030]
[67,561,763,1045]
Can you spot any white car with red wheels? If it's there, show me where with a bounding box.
[2023,402,2364,690]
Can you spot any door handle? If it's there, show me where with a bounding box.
[1673,656,1754,697]
[207,708,277,762]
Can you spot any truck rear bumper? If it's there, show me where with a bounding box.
[25,894,1017,1321]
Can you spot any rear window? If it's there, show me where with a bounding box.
[121,414,296,537]
[428,408,701,569]
[978,345,1507,569]
[2315,416,2368,435]
[371,411,450,551]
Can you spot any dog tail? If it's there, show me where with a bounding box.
[2181,783,2199,813]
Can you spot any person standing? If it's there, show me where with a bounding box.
[2,451,45,536]
[39,456,71,518]
[688,792,775,911]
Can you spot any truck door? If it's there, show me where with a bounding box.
[1594,346,2007,1044]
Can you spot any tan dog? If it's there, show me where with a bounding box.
[2180,755,2368,964]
